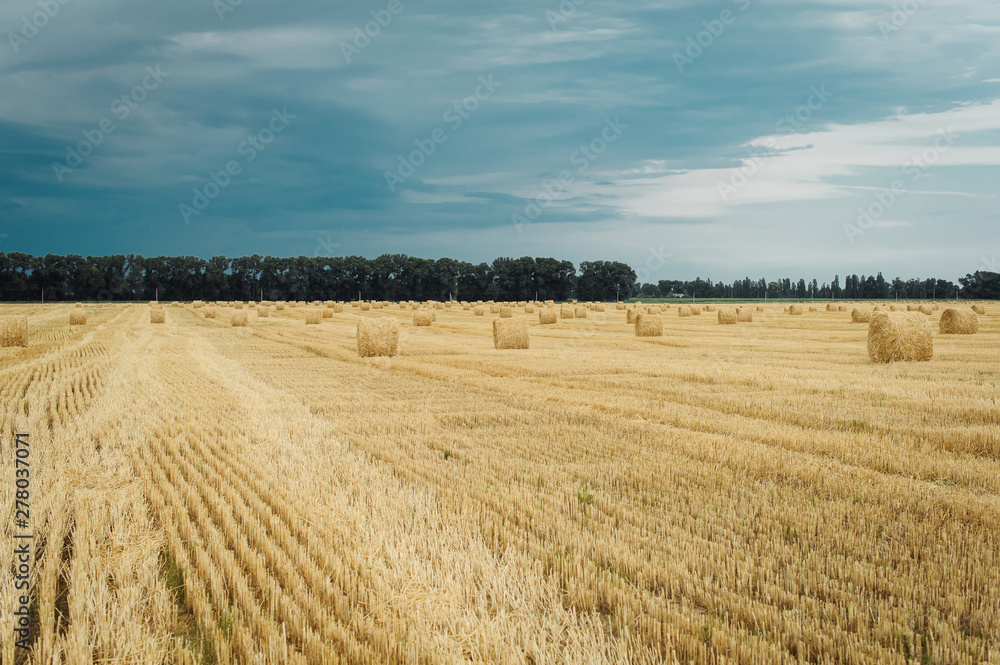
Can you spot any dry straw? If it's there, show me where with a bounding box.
[972,304,986,315]
[594,304,605,312]
[939,308,979,335]
[789,304,804,315]
[360,302,371,311]
[357,317,399,357]
[718,308,738,325]
[867,312,933,363]
[151,309,165,324]
[524,304,535,314]
[490,304,500,314]
[690,306,701,316]
[231,311,248,327]
[322,309,332,319]
[204,307,217,319]
[918,304,933,315]
[575,307,588,318]
[499,307,513,318]
[493,318,529,349]
[193,300,204,308]
[69,311,87,325]
[838,305,847,311]
[616,303,625,310]
[235,302,244,310]
[414,310,433,326]
[474,306,485,316]
[906,304,917,312]
[851,308,872,323]
[538,309,557,324]
[678,306,692,317]
[808,306,817,312]
[635,313,663,337]
[257,307,269,318]
[626,308,637,323]
[276,302,286,311]
[303,309,320,324]
[560,306,575,319]
[736,307,753,323]
[0,316,28,347]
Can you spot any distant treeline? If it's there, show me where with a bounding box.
[0,253,996,302]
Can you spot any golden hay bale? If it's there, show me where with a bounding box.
[838,305,847,311]
[463,303,471,310]
[736,307,753,323]
[150,309,165,324]
[524,304,535,314]
[939,309,979,335]
[357,317,399,357]
[594,304,605,312]
[171,301,181,307]
[204,307,217,319]
[305,309,321,325]
[257,307,270,318]
[414,310,433,326]
[616,303,625,310]
[360,302,371,311]
[789,305,803,315]
[231,311,248,327]
[890,304,903,312]
[75,302,82,308]
[906,304,917,312]
[972,304,986,315]
[499,307,513,318]
[918,304,933,315]
[435,302,445,310]
[646,306,661,314]
[873,305,883,312]
[678,306,692,317]
[538,309,557,324]
[868,312,933,363]
[756,306,764,312]
[626,308,637,324]
[704,305,715,312]
[826,303,836,311]
[933,304,940,310]
[234,302,244,310]
[808,306,817,312]
[276,302,286,311]
[635,313,663,337]
[575,307,587,318]
[489,304,500,314]
[193,300,204,308]
[718,308,738,324]
[69,311,87,325]
[0,316,28,347]
[560,306,575,319]
[493,318,529,349]
[851,308,872,323]
[474,306,485,316]
[690,306,701,316]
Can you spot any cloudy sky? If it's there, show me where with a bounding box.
[1,0,998,281]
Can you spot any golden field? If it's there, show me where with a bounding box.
[0,301,998,664]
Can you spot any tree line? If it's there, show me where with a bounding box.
[0,253,995,302]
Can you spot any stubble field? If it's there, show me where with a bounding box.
[1,301,998,664]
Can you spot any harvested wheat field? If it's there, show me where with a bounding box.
[1,302,999,664]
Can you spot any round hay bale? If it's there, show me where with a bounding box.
[918,304,933,315]
[560,306,575,319]
[524,304,535,314]
[435,302,445,310]
[868,312,933,363]
[890,304,903,312]
[493,318,529,349]
[231,311,248,327]
[204,307,217,319]
[718,308,738,324]
[499,307,513,318]
[360,302,371,311]
[257,307,270,318]
[414,310,433,326]
[635,313,663,337]
[474,306,485,316]
[305,309,322,325]
[736,307,753,323]
[0,316,28,347]
[616,303,625,310]
[574,306,588,318]
[276,302,286,311]
[826,303,836,311]
[972,304,986,315]
[678,306,692,317]
[808,306,817,312]
[939,309,979,335]
[704,305,715,312]
[357,317,399,357]
[838,305,847,312]
[851,308,872,323]
[490,304,500,314]
[234,302,244,310]
[69,311,87,325]
[538,309,557,325]
[151,309,166,324]
[789,305,804,315]
[463,303,471,310]
[906,304,917,312]
[193,300,204,309]
[626,308,637,324]
[756,306,764,312]
[594,304,605,312]
[690,306,701,316]
[322,309,332,319]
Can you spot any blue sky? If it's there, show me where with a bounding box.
[1,0,998,281]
